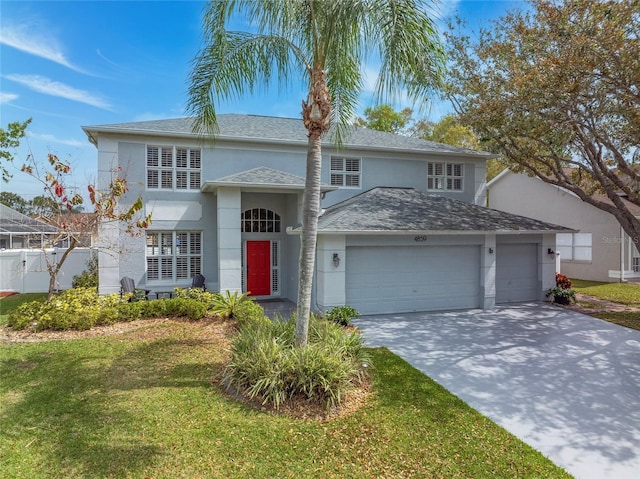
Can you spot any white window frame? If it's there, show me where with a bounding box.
[241,208,281,233]
[427,162,464,191]
[557,233,592,262]
[330,156,361,188]
[146,231,202,282]
[146,145,201,191]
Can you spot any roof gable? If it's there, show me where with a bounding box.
[202,166,335,193]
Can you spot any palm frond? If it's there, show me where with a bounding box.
[187,31,308,136]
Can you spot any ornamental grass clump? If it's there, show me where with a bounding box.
[224,315,369,410]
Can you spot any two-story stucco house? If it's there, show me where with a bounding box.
[82,114,568,315]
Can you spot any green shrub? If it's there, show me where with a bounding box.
[234,300,268,326]
[7,300,45,330]
[324,305,360,326]
[140,299,167,318]
[211,291,251,318]
[173,288,218,308]
[6,289,210,331]
[7,288,113,331]
[224,315,369,410]
[71,253,99,289]
[164,297,208,320]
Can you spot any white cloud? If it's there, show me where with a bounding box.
[28,131,86,148]
[0,23,86,73]
[0,92,19,104]
[4,74,111,110]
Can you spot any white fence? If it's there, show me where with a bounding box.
[0,248,92,293]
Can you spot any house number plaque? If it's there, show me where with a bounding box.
[414,235,428,242]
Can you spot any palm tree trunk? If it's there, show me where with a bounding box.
[296,132,323,347]
[296,69,331,347]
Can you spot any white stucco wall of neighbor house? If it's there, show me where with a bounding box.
[489,171,629,282]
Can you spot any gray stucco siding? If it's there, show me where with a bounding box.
[321,153,482,206]
[204,144,307,182]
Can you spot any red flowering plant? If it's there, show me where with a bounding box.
[546,273,576,305]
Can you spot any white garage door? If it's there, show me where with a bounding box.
[496,243,539,303]
[346,245,481,315]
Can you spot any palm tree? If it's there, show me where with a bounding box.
[187,0,444,347]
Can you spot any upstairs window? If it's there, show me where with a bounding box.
[330,157,361,188]
[147,146,201,191]
[427,162,464,191]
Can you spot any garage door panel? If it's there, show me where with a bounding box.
[496,243,539,303]
[346,245,481,315]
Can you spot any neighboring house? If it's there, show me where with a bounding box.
[0,204,60,249]
[82,114,569,314]
[487,169,640,282]
[0,204,93,293]
[42,212,99,248]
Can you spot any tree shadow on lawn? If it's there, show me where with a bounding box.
[0,332,225,478]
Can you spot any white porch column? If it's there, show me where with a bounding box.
[541,233,557,297]
[96,139,122,295]
[217,187,242,293]
[316,235,346,311]
[97,222,121,295]
[481,233,496,309]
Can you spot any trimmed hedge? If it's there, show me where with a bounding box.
[7,288,209,331]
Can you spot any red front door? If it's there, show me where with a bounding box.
[246,241,271,296]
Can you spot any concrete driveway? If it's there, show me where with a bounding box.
[353,302,640,479]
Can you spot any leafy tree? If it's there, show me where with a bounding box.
[412,114,507,181]
[187,0,445,346]
[0,191,29,214]
[18,146,151,300]
[412,114,479,149]
[0,119,31,182]
[29,195,62,218]
[446,0,640,239]
[355,105,414,134]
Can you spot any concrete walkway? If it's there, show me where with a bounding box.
[353,303,640,479]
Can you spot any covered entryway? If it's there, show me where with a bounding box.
[346,245,481,314]
[496,243,539,303]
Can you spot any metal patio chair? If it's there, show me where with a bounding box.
[120,276,150,301]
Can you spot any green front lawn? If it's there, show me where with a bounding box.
[0,320,572,478]
[571,279,640,331]
[571,279,640,306]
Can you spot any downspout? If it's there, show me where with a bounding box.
[620,225,625,283]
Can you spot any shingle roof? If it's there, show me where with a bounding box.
[83,114,494,158]
[214,167,306,186]
[305,187,572,233]
[202,166,336,192]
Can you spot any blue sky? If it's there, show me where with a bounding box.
[0,0,526,201]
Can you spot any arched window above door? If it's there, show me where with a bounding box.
[241,208,281,233]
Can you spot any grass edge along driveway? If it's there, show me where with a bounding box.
[0,319,572,478]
